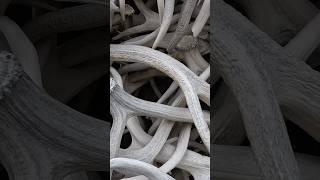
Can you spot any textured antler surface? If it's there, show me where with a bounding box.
[111,0,210,179]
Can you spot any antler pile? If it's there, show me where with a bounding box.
[110,0,210,179]
[0,0,108,179]
[213,0,320,179]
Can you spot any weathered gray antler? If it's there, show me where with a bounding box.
[212,0,320,179]
[111,1,210,178]
[0,52,108,179]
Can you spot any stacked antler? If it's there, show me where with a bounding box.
[213,0,320,179]
[110,0,210,179]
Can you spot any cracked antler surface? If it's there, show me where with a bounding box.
[0,51,108,179]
